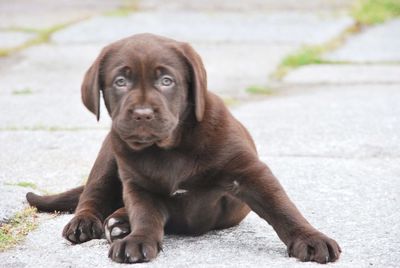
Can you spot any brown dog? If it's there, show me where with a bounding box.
[27,33,341,264]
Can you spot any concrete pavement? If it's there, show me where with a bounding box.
[1,83,400,267]
[0,1,399,267]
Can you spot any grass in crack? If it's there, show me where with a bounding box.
[15,182,37,189]
[12,88,34,95]
[272,23,362,79]
[104,0,139,17]
[4,181,51,196]
[0,21,81,57]
[0,207,38,251]
[245,86,275,95]
[272,46,329,79]
[352,0,400,25]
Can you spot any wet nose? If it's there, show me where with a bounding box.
[130,107,154,121]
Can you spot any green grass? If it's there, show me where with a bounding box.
[352,0,400,25]
[15,182,37,189]
[272,46,327,79]
[0,207,38,251]
[282,47,326,67]
[272,46,330,79]
[12,88,34,95]
[245,86,274,95]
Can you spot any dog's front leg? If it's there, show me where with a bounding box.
[224,157,341,263]
[108,181,168,263]
[63,134,121,244]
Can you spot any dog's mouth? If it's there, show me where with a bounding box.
[113,115,179,150]
[126,135,158,145]
[117,127,176,150]
[124,133,176,150]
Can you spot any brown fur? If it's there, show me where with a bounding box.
[27,33,341,264]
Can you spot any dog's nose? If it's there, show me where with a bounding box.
[130,107,155,121]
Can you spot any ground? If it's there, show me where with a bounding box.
[0,0,399,267]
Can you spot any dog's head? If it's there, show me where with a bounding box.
[81,34,207,150]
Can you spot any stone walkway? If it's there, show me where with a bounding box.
[1,1,399,267]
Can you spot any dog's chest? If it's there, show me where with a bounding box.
[122,149,201,195]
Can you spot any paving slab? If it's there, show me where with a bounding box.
[138,0,352,12]
[1,83,399,266]
[0,92,111,130]
[0,185,28,222]
[0,43,102,95]
[0,156,398,267]
[0,31,35,49]
[0,42,294,97]
[49,11,352,94]
[233,84,400,159]
[194,43,295,95]
[1,2,398,266]
[325,19,400,63]
[0,11,352,98]
[52,12,353,45]
[0,0,124,29]
[283,64,400,85]
[0,130,107,221]
[0,43,111,129]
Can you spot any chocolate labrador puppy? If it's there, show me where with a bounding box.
[27,33,341,264]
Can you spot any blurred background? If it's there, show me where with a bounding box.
[0,0,399,267]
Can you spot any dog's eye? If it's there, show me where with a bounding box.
[114,77,127,88]
[160,76,174,87]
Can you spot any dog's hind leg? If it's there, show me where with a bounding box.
[26,186,83,213]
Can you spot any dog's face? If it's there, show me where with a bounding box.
[81,34,207,150]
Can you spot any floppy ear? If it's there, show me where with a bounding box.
[177,43,207,122]
[81,47,110,121]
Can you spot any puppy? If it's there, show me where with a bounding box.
[27,33,341,264]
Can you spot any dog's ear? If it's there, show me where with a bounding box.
[176,43,207,122]
[81,47,110,121]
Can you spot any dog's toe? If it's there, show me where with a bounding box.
[104,216,130,243]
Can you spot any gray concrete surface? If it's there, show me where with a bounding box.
[0,130,107,221]
[325,19,400,62]
[0,31,35,49]
[138,0,352,12]
[49,11,352,96]
[0,0,124,29]
[1,0,400,267]
[283,64,400,85]
[0,0,127,50]
[1,84,400,267]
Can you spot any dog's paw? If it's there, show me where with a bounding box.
[288,231,341,263]
[108,235,162,263]
[62,214,103,244]
[104,214,130,243]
